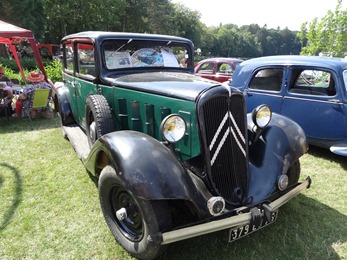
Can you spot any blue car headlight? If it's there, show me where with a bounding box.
[252,105,272,128]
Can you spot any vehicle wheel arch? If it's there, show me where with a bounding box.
[84,130,211,207]
[247,113,306,200]
[56,86,75,126]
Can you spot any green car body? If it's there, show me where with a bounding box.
[56,31,311,259]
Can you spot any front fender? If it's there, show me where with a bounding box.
[84,131,212,205]
[247,113,308,200]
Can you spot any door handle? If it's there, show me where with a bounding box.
[328,99,342,103]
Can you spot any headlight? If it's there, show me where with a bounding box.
[160,114,186,143]
[278,174,289,191]
[252,105,272,128]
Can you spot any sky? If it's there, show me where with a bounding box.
[171,0,346,31]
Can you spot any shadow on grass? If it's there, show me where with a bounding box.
[86,170,99,188]
[0,112,61,133]
[158,194,346,260]
[0,163,22,232]
[308,145,347,170]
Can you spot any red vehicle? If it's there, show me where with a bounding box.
[194,57,243,83]
[37,44,61,59]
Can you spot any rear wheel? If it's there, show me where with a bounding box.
[85,95,114,148]
[99,165,171,259]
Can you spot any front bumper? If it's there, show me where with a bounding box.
[158,177,311,245]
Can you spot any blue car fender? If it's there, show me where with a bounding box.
[84,130,212,205]
[247,113,308,201]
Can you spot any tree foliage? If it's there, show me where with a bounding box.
[299,0,347,57]
[1,0,346,59]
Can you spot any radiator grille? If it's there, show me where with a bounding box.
[201,93,248,205]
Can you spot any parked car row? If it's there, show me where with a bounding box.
[230,55,347,156]
[194,55,347,156]
[56,32,311,259]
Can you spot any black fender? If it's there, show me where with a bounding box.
[84,130,212,212]
[246,113,308,201]
[56,84,75,125]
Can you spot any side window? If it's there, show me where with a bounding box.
[197,62,214,73]
[290,69,336,96]
[64,45,74,72]
[77,43,95,78]
[217,63,232,74]
[249,68,283,91]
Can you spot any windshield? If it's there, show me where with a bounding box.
[102,39,192,70]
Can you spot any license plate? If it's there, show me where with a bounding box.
[229,210,278,242]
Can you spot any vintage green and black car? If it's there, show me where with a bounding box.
[56,31,311,259]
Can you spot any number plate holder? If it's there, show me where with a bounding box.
[229,209,278,242]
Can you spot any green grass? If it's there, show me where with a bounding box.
[0,115,346,260]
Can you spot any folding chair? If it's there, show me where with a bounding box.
[22,88,51,122]
[0,89,12,121]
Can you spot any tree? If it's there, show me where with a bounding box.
[0,0,46,41]
[172,3,204,48]
[300,0,347,57]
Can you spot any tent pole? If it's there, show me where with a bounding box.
[9,44,26,82]
[29,39,47,81]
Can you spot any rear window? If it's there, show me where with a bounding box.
[249,68,283,91]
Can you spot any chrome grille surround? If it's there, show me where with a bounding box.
[196,86,248,205]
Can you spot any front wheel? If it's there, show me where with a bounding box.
[98,165,172,259]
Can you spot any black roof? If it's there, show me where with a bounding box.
[61,31,193,45]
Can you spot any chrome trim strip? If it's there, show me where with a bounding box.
[160,177,311,245]
[247,92,282,98]
[283,96,343,104]
[209,111,246,166]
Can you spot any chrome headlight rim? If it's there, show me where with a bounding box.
[278,174,289,191]
[160,114,186,143]
[252,104,272,128]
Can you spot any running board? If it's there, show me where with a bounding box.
[62,124,90,161]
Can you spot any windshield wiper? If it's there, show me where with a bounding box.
[111,39,133,55]
[151,41,172,55]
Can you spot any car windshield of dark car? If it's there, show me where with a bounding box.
[289,69,336,96]
[103,39,191,70]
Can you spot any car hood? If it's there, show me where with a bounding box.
[103,72,221,101]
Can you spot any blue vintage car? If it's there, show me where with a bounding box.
[231,55,347,156]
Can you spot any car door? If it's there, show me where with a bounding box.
[75,42,98,127]
[243,67,285,113]
[195,61,215,81]
[63,42,80,122]
[281,67,347,141]
[213,62,234,83]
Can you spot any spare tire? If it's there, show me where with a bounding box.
[85,95,115,148]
